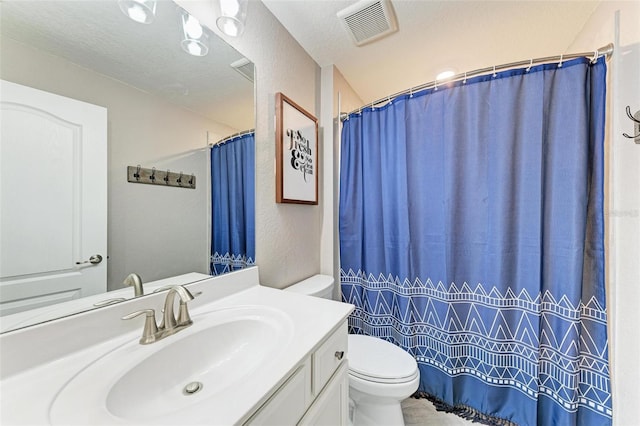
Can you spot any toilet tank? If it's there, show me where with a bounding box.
[283,274,334,300]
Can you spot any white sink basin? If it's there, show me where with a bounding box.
[49,305,293,425]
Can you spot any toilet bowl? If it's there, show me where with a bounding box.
[284,275,420,426]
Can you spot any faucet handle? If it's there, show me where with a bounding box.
[176,300,193,327]
[122,309,159,345]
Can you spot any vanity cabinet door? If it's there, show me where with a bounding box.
[312,322,347,396]
[299,362,349,426]
[244,361,312,425]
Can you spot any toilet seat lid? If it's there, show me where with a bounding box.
[348,334,418,383]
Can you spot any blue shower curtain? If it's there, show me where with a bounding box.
[340,57,610,426]
[210,132,255,275]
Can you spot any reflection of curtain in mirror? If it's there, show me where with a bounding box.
[210,132,255,275]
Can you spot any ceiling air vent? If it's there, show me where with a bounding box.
[230,57,255,83]
[337,0,398,46]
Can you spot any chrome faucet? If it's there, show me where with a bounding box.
[123,273,144,297]
[122,285,195,345]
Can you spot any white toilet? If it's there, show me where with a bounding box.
[284,275,420,426]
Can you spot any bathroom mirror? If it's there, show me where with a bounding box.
[0,0,255,332]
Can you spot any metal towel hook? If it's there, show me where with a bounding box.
[622,106,640,142]
[164,169,170,184]
[625,105,640,124]
[149,167,156,182]
[134,164,141,181]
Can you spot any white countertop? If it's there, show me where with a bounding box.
[0,272,212,333]
[0,268,354,425]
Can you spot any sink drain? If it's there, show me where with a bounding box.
[182,381,204,395]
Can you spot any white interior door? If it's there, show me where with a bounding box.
[0,80,107,316]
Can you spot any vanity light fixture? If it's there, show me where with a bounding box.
[181,12,209,57]
[118,0,157,24]
[216,0,248,37]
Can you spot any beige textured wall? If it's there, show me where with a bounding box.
[176,0,322,288]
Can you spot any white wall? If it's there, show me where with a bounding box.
[0,37,237,290]
[176,0,322,288]
[567,2,640,425]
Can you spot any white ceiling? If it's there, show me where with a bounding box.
[262,0,601,106]
[0,0,254,131]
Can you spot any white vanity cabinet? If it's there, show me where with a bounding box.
[0,269,355,426]
[245,322,349,426]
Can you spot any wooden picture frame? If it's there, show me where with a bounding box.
[275,92,319,204]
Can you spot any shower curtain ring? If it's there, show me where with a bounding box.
[463,72,467,84]
[591,50,599,64]
[526,59,533,72]
[492,65,497,78]
[558,54,564,68]
[409,88,413,98]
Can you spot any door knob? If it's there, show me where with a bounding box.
[76,254,103,265]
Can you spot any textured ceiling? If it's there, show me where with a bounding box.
[0,0,254,131]
[262,0,601,106]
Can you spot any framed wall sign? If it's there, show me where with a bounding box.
[275,92,319,204]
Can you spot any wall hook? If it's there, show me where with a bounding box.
[164,169,170,184]
[622,105,640,143]
[189,173,195,187]
[177,172,183,186]
[134,164,141,181]
[149,167,156,182]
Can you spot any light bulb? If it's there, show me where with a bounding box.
[127,5,147,23]
[216,0,247,37]
[218,18,242,37]
[118,0,156,24]
[184,15,203,39]
[220,0,240,17]
[180,11,209,56]
[187,41,202,56]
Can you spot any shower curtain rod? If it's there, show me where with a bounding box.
[340,43,614,121]
[209,128,255,147]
